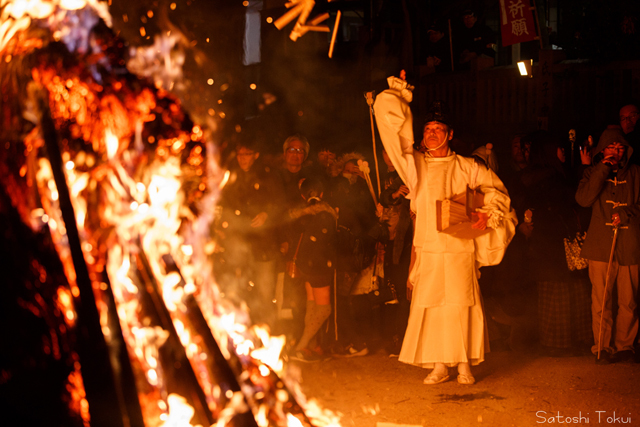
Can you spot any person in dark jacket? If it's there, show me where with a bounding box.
[421,23,452,73]
[288,177,338,362]
[275,134,316,331]
[576,128,640,364]
[216,139,282,328]
[456,9,496,68]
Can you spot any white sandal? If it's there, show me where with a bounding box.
[457,374,476,385]
[423,371,450,385]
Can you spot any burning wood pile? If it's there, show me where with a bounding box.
[0,1,340,426]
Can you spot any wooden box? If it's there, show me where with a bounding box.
[436,186,491,239]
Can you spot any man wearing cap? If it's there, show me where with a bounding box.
[576,128,640,364]
[373,74,516,385]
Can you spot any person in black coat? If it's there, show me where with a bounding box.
[421,23,452,73]
[576,128,640,364]
[215,139,283,327]
[456,9,496,68]
[288,177,338,362]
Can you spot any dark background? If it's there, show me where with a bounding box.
[106,0,640,162]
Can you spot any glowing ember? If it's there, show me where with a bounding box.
[66,366,91,426]
[56,285,77,325]
[251,325,285,374]
[105,129,119,159]
[161,394,197,427]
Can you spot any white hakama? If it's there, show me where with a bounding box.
[398,158,488,368]
[398,252,488,368]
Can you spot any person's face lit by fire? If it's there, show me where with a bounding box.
[422,121,453,156]
[428,30,444,43]
[317,149,336,169]
[619,104,639,135]
[523,142,531,163]
[511,136,530,168]
[237,146,259,172]
[463,14,477,29]
[511,137,524,162]
[342,160,362,184]
[602,142,626,167]
[285,139,306,172]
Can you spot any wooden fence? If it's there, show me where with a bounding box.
[414,55,640,147]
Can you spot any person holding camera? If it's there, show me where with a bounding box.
[576,128,640,364]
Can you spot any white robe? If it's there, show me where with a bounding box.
[373,77,517,368]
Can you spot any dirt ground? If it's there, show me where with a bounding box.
[294,348,640,427]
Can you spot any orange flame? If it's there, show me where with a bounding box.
[13,2,343,425]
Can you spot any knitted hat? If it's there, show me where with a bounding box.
[598,128,628,148]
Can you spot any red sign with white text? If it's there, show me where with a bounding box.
[499,0,537,47]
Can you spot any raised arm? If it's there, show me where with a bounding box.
[373,76,417,195]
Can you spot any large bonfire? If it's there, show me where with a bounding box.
[0,1,340,426]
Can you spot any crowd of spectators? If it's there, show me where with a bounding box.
[211,99,640,366]
[212,133,411,361]
[482,101,640,365]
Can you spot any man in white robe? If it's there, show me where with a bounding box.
[373,74,517,385]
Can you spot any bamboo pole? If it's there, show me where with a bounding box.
[363,171,378,205]
[333,264,338,340]
[274,3,305,30]
[531,0,544,50]
[328,11,341,58]
[309,12,330,25]
[597,226,619,361]
[365,91,381,196]
[448,19,454,72]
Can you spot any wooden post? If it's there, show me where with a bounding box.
[365,91,381,196]
[448,19,455,72]
[531,0,544,50]
[40,94,128,427]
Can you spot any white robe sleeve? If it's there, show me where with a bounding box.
[373,76,418,196]
[472,163,518,267]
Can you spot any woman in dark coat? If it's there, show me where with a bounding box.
[287,177,338,362]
